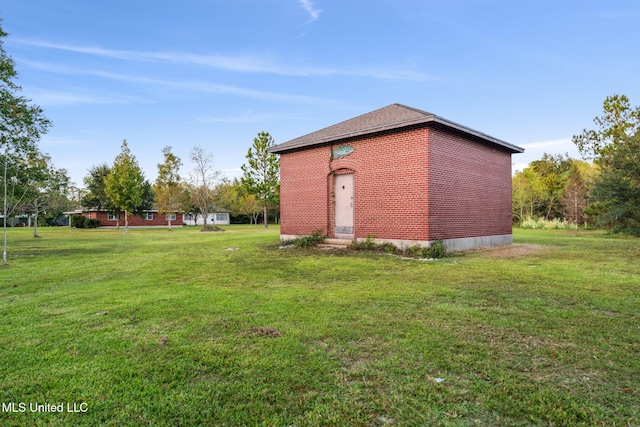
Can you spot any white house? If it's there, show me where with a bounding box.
[182,210,231,226]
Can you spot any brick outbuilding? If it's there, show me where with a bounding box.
[269,104,524,251]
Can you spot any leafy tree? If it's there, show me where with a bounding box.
[572,95,640,233]
[512,167,546,222]
[214,177,241,217]
[1,20,52,265]
[82,164,116,211]
[572,94,640,161]
[530,153,573,220]
[560,160,594,229]
[188,146,220,227]
[154,146,183,230]
[104,140,145,233]
[19,153,70,237]
[590,131,640,234]
[135,180,155,216]
[241,193,263,225]
[241,131,279,228]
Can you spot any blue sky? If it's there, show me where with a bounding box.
[2,0,639,186]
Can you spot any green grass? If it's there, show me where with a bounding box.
[0,225,638,426]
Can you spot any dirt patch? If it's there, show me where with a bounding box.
[200,225,225,232]
[473,244,545,259]
[240,327,283,338]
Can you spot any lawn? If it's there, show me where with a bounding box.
[0,225,638,426]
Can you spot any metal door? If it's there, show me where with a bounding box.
[334,174,354,238]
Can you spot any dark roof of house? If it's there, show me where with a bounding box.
[269,103,524,154]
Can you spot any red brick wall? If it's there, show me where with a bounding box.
[427,128,512,239]
[92,211,184,227]
[279,148,331,236]
[278,125,512,241]
[342,128,430,240]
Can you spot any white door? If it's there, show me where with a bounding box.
[334,174,354,239]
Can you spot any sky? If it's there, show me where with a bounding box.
[1,0,639,186]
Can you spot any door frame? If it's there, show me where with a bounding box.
[333,172,354,239]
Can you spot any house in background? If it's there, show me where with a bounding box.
[182,209,231,226]
[66,208,232,228]
[68,209,186,227]
[269,104,525,251]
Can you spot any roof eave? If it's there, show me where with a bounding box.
[269,116,524,154]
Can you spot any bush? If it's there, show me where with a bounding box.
[424,240,447,258]
[71,214,86,228]
[348,237,403,255]
[85,218,100,228]
[348,235,378,251]
[348,237,447,259]
[71,215,100,229]
[283,229,326,248]
[403,245,422,258]
[380,242,398,254]
[519,216,574,230]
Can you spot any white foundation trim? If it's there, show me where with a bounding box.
[280,233,513,251]
[360,234,513,252]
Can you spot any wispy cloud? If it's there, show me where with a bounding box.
[12,38,432,81]
[299,0,321,22]
[21,62,344,105]
[90,71,341,104]
[23,86,149,106]
[519,138,572,150]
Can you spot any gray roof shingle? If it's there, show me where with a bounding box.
[269,103,524,154]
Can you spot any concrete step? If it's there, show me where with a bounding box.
[317,239,353,250]
[317,243,349,250]
[323,239,354,246]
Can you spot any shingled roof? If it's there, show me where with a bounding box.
[269,103,524,154]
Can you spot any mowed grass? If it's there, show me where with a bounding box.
[0,226,638,426]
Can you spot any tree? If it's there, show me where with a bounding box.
[154,146,183,230]
[572,94,640,161]
[104,140,145,233]
[512,167,545,222]
[240,193,263,225]
[19,153,69,237]
[82,164,115,210]
[1,20,52,265]
[530,153,572,220]
[136,180,155,216]
[590,131,640,234]
[241,131,279,228]
[560,161,594,229]
[188,146,220,228]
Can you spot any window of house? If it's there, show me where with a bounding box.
[108,213,118,221]
[144,212,153,221]
[166,213,176,221]
[216,213,228,221]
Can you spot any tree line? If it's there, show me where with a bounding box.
[513,94,640,235]
[80,134,280,233]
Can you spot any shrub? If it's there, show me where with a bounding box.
[380,242,398,254]
[71,214,86,228]
[348,235,378,251]
[283,229,326,248]
[71,215,101,228]
[85,218,100,228]
[520,216,574,230]
[403,245,422,258]
[424,240,447,258]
